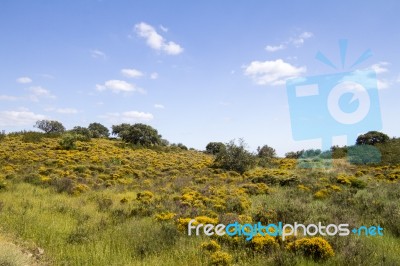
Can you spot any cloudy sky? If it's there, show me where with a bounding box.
[1,1,399,155]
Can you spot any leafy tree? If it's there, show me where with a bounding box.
[213,139,256,174]
[205,142,226,155]
[88,122,109,138]
[112,123,162,147]
[257,145,276,159]
[70,126,91,141]
[111,123,131,136]
[34,120,65,134]
[356,131,389,146]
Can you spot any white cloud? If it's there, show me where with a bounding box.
[96,80,144,93]
[0,110,46,126]
[90,49,106,59]
[150,72,159,79]
[16,77,32,84]
[134,22,183,55]
[244,59,306,86]
[265,31,313,52]
[56,108,79,114]
[160,25,168,32]
[370,62,389,74]
[121,68,144,78]
[28,86,56,101]
[154,104,164,109]
[0,95,18,101]
[102,111,154,123]
[291,31,313,47]
[265,44,285,52]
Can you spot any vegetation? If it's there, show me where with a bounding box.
[213,139,256,174]
[205,142,226,155]
[0,127,399,265]
[34,120,66,134]
[88,122,110,138]
[257,144,276,159]
[112,123,162,147]
[356,131,390,146]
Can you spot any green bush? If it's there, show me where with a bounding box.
[21,131,44,143]
[69,126,92,141]
[59,133,78,150]
[213,139,256,174]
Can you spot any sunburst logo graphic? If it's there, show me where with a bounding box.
[286,40,382,167]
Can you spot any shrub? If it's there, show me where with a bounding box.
[287,237,334,261]
[52,177,74,194]
[69,126,91,141]
[209,251,232,266]
[250,235,278,252]
[155,212,176,222]
[314,189,329,199]
[19,131,44,143]
[59,133,78,150]
[213,139,256,174]
[201,240,221,252]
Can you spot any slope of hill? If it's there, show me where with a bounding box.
[0,134,399,265]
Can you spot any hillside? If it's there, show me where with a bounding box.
[0,134,399,265]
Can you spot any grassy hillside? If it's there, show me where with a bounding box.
[0,134,399,265]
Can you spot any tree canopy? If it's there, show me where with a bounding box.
[34,120,65,134]
[88,122,110,138]
[356,131,390,146]
[112,123,162,147]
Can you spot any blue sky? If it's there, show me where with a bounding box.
[1,0,399,155]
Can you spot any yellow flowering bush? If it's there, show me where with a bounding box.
[201,240,221,252]
[209,251,232,266]
[287,237,334,261]
[250,235,278,252]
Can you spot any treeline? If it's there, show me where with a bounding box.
[1,120,399,170]
[284,131,400,165]
[0,120,189,151]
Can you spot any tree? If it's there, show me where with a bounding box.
[356,131,389,146]
[34,120,65,134]
[213,139,256,174]
[205,142,226,155]
[88,122,109,138]
[69,126,91,141]
[111,123,131,136]
[112,123,162,147]
[257,145,276,159]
